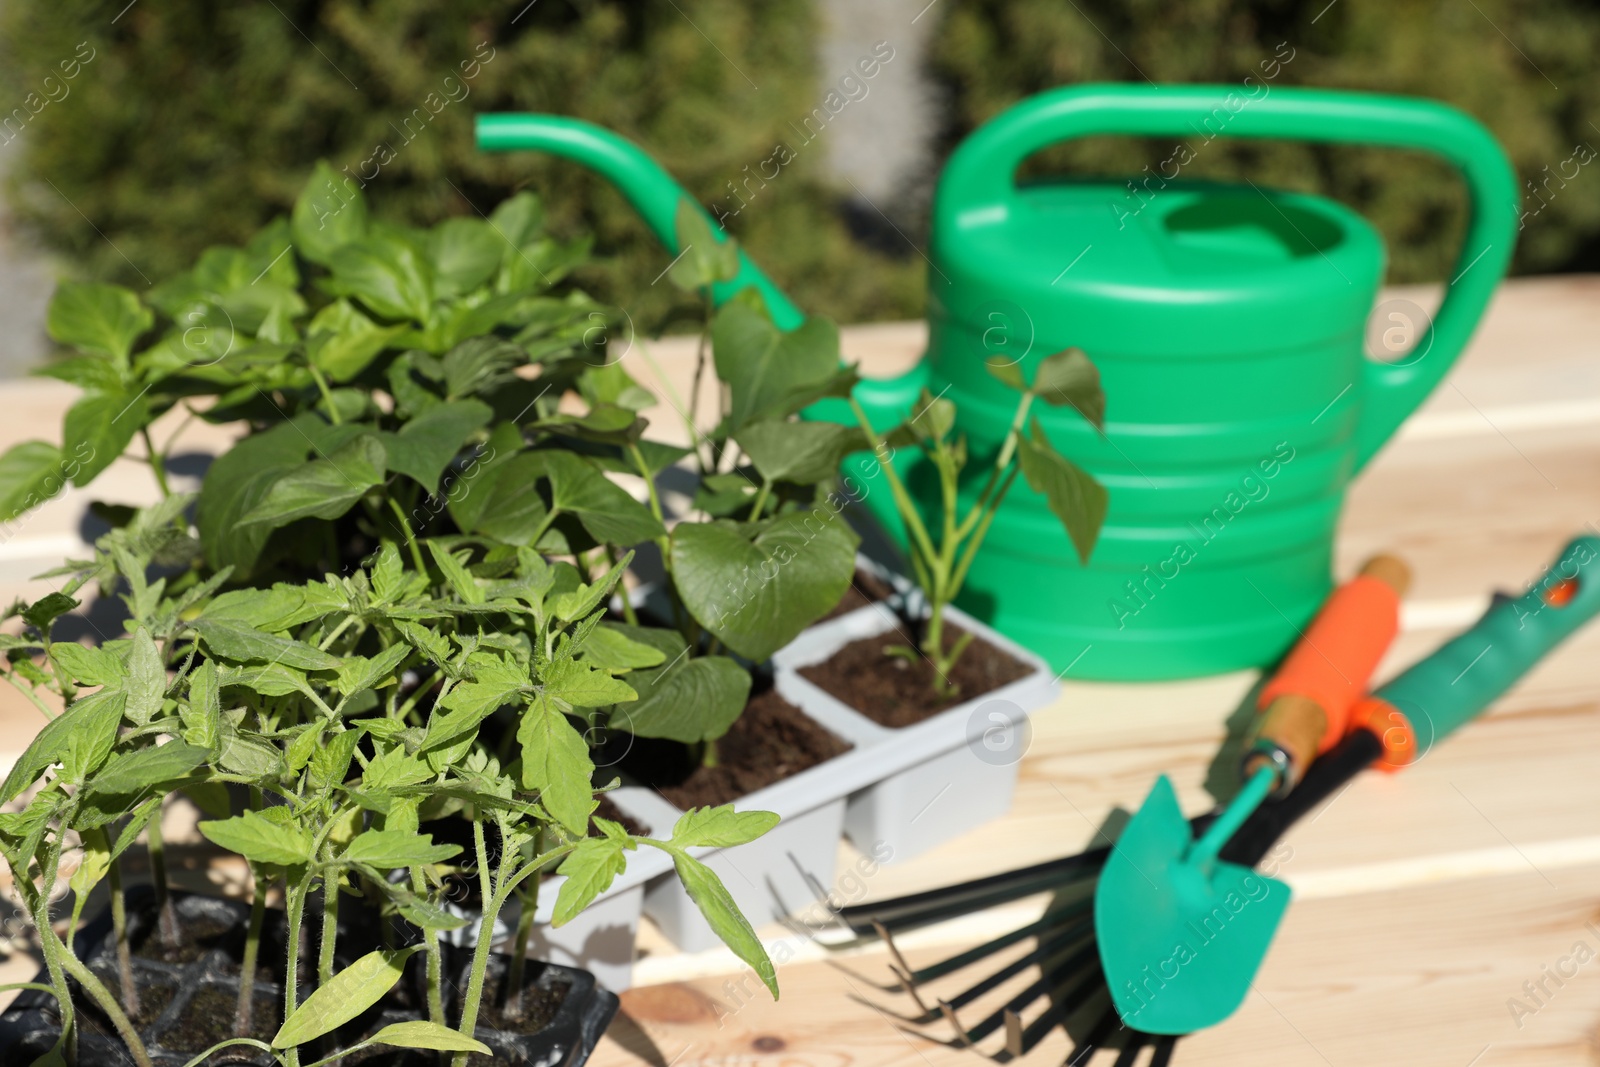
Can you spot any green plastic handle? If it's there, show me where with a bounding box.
[475,114,804,329]
[936,84,1520,470]
[1376,535,1600,754]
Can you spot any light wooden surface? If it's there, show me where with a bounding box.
[2,277,1600,1063]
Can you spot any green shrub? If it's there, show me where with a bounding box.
[0,0,922,328]
[928,0,1600,282]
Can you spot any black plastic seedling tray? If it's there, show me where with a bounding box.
[0,891,617,1066]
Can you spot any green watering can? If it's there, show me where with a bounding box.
[477,84,1518,681]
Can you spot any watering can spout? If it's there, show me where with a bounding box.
[475,114,804,329]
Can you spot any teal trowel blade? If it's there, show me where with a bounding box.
[1094,775,1292,1035]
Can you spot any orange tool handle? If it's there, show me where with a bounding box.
[1245,555,1409,790]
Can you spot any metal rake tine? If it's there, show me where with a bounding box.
[909,896,1094,986]
[954,939,1100,1045]
[1147,1035,1177,1067]
[1003,1009,1024,1057]
[943,916,1096,1016]
[1065,1005,1119,1067]
[1009,955,1105,1057]
[859,871,1098,937]
[939,999,975,1048]
[873,920,917,979]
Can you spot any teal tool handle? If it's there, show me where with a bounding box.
[936,84,1520,470]
[475,114,804,329]
[1376,535,1600,753]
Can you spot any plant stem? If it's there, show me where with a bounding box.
[308,364,342,424]
[318,870,339,987]
[31,830,76,1064]
[236,866,267,1038]
[746,480,772,522]
[283,873,313,1067]
[453,822,502,1066]
[408,865,447,1026]
[503,827,543,1022]
[147,809,180,948]
[56,937,155,1067]
[139,427,171,499]
[848,398,939,570]
[386,497,428,573]
[687,295,712,473]
[106,854,143,1019]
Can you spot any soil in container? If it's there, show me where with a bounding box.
[131,901,238,966]
[798,621,1031,728]
[821,568,899,622]
[79,967,177,1032]
[614,688,852,807]
[158,984,281,1055]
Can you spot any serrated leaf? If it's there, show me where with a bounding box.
[47,281,151,362]
[123,628,165,726]
[667,848,777,998]
[553,836,630,926]
[272,948,418,1048]
[542,656,637,709]
[1016,418,1107,564]
[363,746,433,791]
[577,624,667,671]
[335,644,413,698]
[309,728,362,790]
[0,441,66,523]
[87,742,208,797]
[22,592,78,635]
[344,829,461,868]
[49,641,126,688]
[181,660,221,750]
[190,618,340,670]
[517,694,595,836]
[671,805,780,849]
[61,689,125,786]
[200,809,312,866]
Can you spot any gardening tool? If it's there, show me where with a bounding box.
[476,86,1519,683]
[839,534,1600,1061]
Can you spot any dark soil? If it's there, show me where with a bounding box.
[133,908,236,965]
[618,689,851,808]
[591,795,649,837]
[798,622,1031,727]
[157,985,281,1055]
[82,968,176,1030]
[479,976,570,1033]
[820,568,899,622]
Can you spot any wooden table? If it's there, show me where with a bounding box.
[2,277,1599,1065]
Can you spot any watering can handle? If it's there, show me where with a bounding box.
[937,84,1520,471]
[476,114,806,329]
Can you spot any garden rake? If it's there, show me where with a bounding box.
[840,535,1600,1063]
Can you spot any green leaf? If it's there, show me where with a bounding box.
[326,233,433,322]
[35,355,124,392]
[123,628,165,727]
[181,660,222,750]
[239,434,387,530]
[734,420,867,485]
[671,805,781,848]
[908,388,955,441]
[444,421,522,532]
[0,441,65,523]
[200,809,312,866]
[49,641,126,688]
[306,299,408,381]
[422,656,525,751]
[191,618,341,671]
[577,624,667,670]
[426,542,485,604]
[87,742,208,797]
[367,1020,490,1055]
[344,829,461,868]
[379,399,492,491]
[309,727,362,789]
[1032,347,1105,429]
[711,303,839,432]
[517,694,596,836]
[984,355,1027,391]
[473,450,664,548]
[291,161,369,266]
[196,415,324,578]
[542,656,637,709]
[273,948,418,1048]
[553,836,630,926]
[46,281,151,362]
[429,217,503,298]
[609,654,749,744]
[1,688,124,801]
[1016,418,1108,564]
[668,198,742,291]
[668,848,778,998]
[335,644,412,698]
[671,512,858,660]
[63,386,149,486]
[488,191,544,250]
[441,336,523,399]
[363,746,433,791]
[61,689,125,785]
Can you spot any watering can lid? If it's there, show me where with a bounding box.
[929,179,1386,357]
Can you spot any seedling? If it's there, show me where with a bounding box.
[848,352,1109,696]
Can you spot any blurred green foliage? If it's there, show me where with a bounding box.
[0,0,921,330]
[2,0,1597,330]
[929,0,1600,283]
